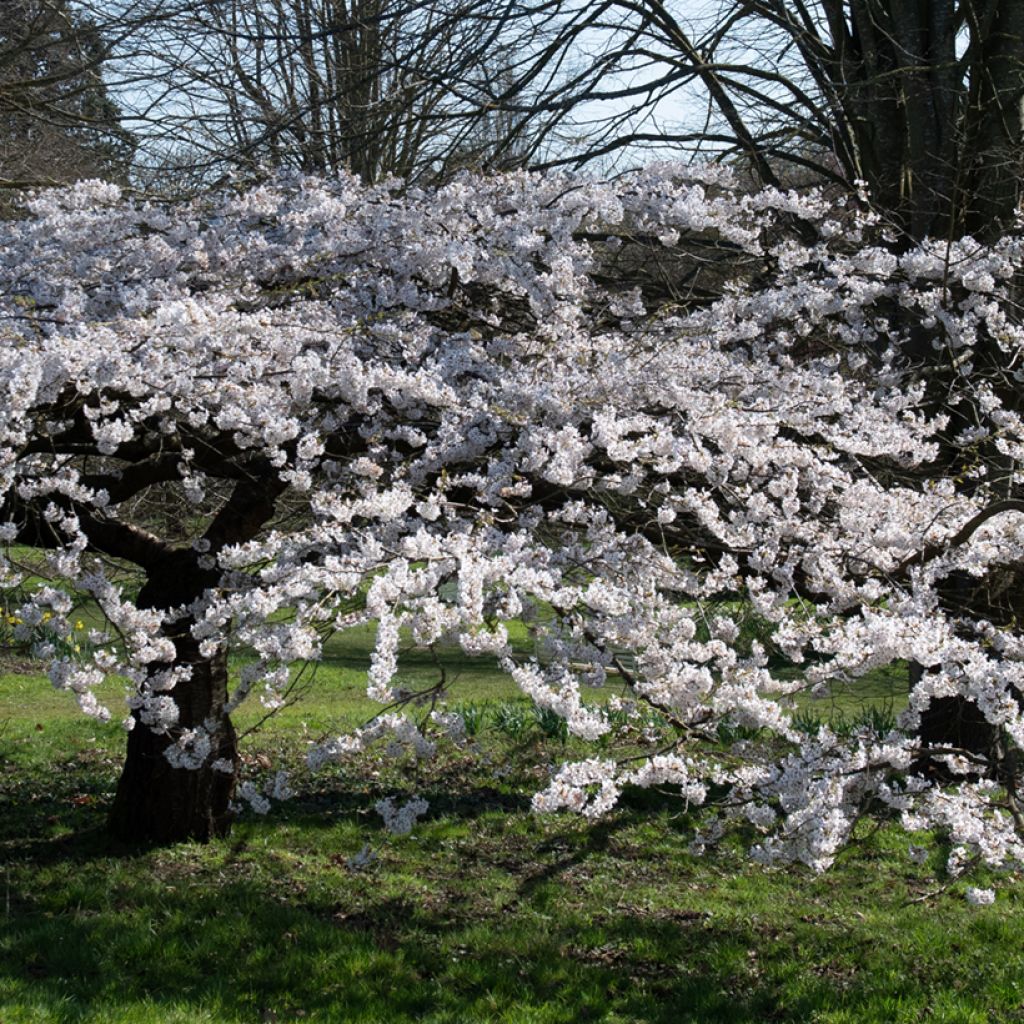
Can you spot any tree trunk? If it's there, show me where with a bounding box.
[911,566,1024,778]
[960,0,1024,241]
[108,557,239,844]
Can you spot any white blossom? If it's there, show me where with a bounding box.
[965,887,996,906]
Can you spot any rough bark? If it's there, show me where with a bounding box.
[108,555,238,844]
[960,0,1024,241]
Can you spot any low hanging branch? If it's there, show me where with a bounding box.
[899,500,1024,574]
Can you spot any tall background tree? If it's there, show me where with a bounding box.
[3,1,1021,216]
[120,0,557,185]
[0,0,135,197]
[461,0,1023,242]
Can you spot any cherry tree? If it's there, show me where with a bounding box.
[2,168,1024,881]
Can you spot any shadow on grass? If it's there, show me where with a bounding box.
[3,770,968,1024]
[1,852,880,1024]
[0,764,877,1024]
[0,766,537,871]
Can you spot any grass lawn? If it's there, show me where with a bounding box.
[1,632,1022,1024]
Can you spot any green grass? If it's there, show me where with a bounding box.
[1,636,1021,1023]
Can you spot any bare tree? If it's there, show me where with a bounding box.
[457,1,1023,242]
[119,0,560,185]
[6,2,1020,226]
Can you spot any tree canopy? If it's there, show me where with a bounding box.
[2,169,1024,880]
